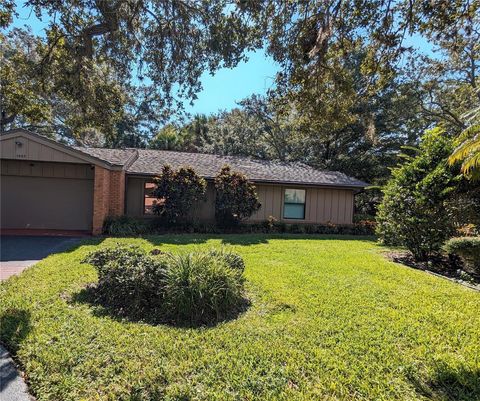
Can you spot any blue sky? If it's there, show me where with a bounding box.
[12,1,280,116]
[12,1,436,116]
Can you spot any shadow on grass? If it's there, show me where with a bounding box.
[0,309,32,392]
[70,285,251,329]
[409,363,480,401]
[0,309,31,354]
[144,234,376,247]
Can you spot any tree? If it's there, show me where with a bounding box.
[150,124,184,151]
[214,165,261,227]
[376,128,460,261]
[1,28,126,142]
[3,1,262,133]
[152,165,206,224]
[449,105,480,180]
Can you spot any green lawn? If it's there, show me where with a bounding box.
[1,235,479,401]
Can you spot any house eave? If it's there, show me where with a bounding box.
[125,171,367,190]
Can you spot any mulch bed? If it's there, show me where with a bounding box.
[383,250,480,291]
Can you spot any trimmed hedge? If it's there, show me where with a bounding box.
[102,216,376,236]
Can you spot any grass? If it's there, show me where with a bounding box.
[1,234,479,401]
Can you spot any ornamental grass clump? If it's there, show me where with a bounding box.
[82,246,246,326]
[163,252,245,325]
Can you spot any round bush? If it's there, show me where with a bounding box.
[82,246,168,317]
[162,252,245,325]
[444,237,480,276]
[82,246,246,325]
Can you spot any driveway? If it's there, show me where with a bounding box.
[0,236,82,280]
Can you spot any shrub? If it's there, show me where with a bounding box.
[82,244,146,274]
[207,248,245,272]
[376,128,459,261]
[82,246,168,317]
[214,165,261,227]
[82,246,246,325]
[162,252,245,325]
[444,237,480,276]
[103,216,151,236]
[101,216,376,236]
[152,165,207,224]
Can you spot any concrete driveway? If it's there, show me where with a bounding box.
[0,236,82,280]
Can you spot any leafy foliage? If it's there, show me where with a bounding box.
[82,245,246,325]
[449,106,480,180]
[2,1,261,136]
[102,215,150,236]
[214,165,261,226]
[376,128,460,261]
[82,246,168,316]
[152,165,207,224]
[163,251,246,325]
[444,237,480,276]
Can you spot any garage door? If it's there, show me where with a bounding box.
[1,160,94,231]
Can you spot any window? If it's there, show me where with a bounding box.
[144,182,161,215]
[283,189,306,219]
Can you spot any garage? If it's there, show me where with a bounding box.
[1,160,94,231]
[1,129,131,235]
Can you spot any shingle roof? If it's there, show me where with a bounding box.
[73,147,137,166]
[78,147,368,188]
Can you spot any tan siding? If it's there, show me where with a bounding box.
[195,182,215,222]
[272,185,282,218]
[123,177,356,225]
[1,136,88,164]
[125,177,145,216]
[1,160,93,179]
[246,184,355,225]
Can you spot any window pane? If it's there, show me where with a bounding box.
[284,203,305,219]
[284,189,305,204]
[144,182,158,215]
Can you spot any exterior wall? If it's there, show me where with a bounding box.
[1,136,89,164]
[125,177,145,217]
[92,166,126,235]
[249,184,354,225]
[1,160,94,230]
[125,177,216,222]
[1,159,94,179]
[124,176,355,225]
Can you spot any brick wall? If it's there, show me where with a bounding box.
[92,166,126,235]
[109,170,125,216]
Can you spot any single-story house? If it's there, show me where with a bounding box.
[1,128,368,235]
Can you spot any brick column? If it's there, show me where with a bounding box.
[109,170,126,216]
[92,167,126,235]
[92,166,111,235]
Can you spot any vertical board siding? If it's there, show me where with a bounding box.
[1,136,89,164]
[247,184,355,225]
[123,178,356,225]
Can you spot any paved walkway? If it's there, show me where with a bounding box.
[0,344,34,401]
[0,236,82,280]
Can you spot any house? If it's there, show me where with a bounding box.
[0,129,368,235]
